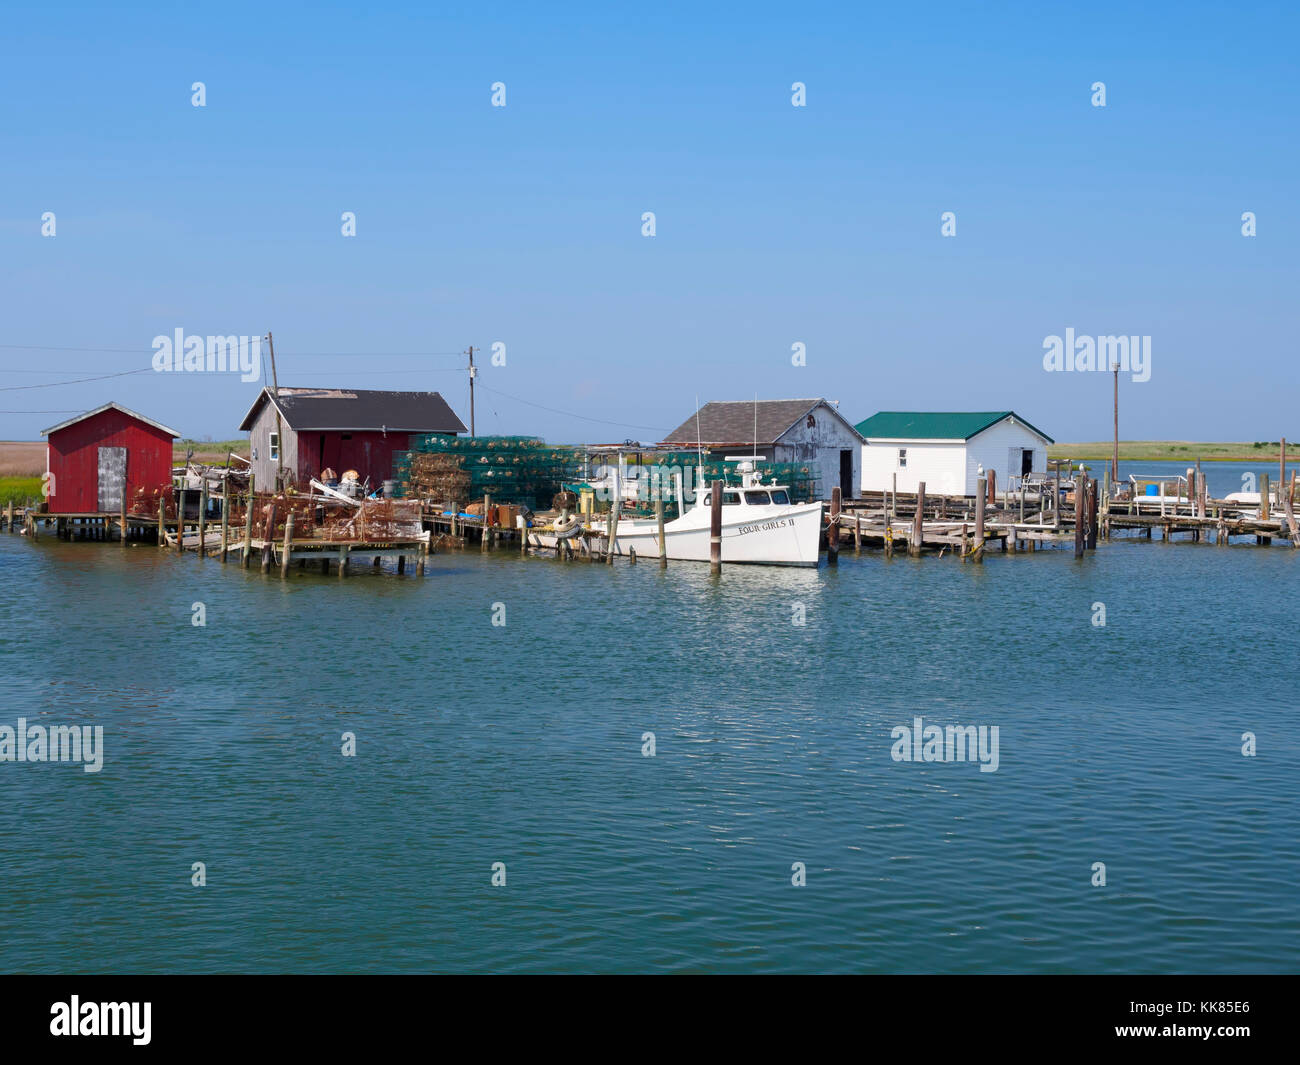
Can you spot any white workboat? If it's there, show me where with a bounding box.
[533,462,824,567]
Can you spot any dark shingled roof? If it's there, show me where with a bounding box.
[661,399,860,447]
[239,387,467,434]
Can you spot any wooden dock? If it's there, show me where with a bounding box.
[8,465,1298,579]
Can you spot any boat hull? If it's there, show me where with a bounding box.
[533,501,825,566]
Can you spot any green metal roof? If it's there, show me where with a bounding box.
[853,411,1054,443]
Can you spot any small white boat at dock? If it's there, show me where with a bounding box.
[532,462,824,567]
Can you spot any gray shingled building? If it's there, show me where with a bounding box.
[660,398,864,500]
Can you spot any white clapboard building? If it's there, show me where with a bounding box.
[854,411,1053,497]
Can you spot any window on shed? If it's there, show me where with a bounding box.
[898,448,907,468]
[269,432,280,460]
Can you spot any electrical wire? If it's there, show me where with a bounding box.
[475,382,667,435]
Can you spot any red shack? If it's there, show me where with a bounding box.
[42,402,179,514]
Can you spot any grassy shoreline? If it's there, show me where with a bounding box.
[1049,442,1293,463]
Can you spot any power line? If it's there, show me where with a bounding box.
[0,368,153,391]
[475,382,668,435]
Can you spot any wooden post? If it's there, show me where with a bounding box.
[987,470,996,507]
[1087,478,1099,550]
[449,500,458,537]
[854,511,862,552]
[656,496,667,568]
[481,494,491,552]
[1281,439,1287,513]
[197,477,208,558]
[828,486,840,565]
[973,476,986,563]
[5,500,12,533]
[709,479,722,575]
[628,545,636,564]
[119,495,128,546]
[158,496,166,549]
[607,501,619,565]
[220,483,230,563]
[339,544,349,578]
[1101,468,1111,540]
[175,488,186,553]
[1261,474,1271,521]
[909,482,925,557]
[419,537,428,574]
[1074,478,1086,558]
[280,511,294,578]
[260,502,276,573]
[242,477,255,568]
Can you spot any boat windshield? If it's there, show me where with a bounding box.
[702,491,743,506]
[745,490,771,505]
[770,489,790,505]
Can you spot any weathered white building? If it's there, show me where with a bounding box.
[854,411,1053,496]
[661,398,865,500]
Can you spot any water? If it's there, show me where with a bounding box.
[1,528,1297,973]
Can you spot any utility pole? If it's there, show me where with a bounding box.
[466,345,477,437]
[267,331,285,491]
[1111,361,1119,484]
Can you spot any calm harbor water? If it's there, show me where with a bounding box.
[1,512,1297,973]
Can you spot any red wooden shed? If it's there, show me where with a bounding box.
[42,403,179,515]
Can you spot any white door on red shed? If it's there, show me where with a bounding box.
[98,446,127,512]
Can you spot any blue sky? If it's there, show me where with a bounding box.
[1,1,1295,444]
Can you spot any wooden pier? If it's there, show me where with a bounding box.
[8,465,1298,578]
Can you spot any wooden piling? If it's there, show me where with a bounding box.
[197,478,208,558]
[1101,469,1111,540]
[656,496,667,568]
[709,479,722,575]
[1087,477,1099,550]
[1074,478,1086,558]
[339,544,349,578]
[242,476,255,568]
[828,487,840,565]
[176,488,186,553]
[1260,474,1270,521]
[973,476,985,563]
[607,502,619,565]
[220,486,230,563]
[119,497,127,547]
[260,502,276,573]
[481,494,491,552]
[909,482,925,557]
[280,512,294,578]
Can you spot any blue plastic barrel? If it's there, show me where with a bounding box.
[1145,483,1159,496]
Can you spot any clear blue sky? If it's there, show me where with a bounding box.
[1,1,1295,444]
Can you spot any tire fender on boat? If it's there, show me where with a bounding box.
[552,513,584,539]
